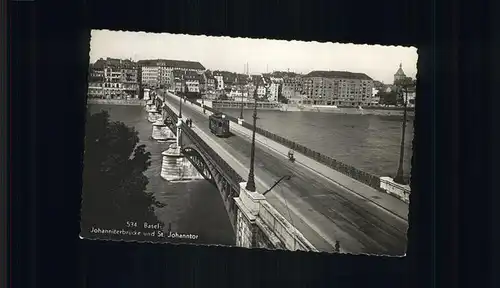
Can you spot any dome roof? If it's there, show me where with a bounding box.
[394,63,406,76]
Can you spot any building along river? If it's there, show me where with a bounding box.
[219,108,414,180]
[88,104,236,246]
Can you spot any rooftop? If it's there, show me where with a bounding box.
[172,69,204,81]
[91,58,139,70]
[269,71,299,78]
[305,71,373,80]
[137,59,205,70]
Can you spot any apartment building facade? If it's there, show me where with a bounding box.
[302,71,374,106]
[140,66,160,88]
[267,81,280,102]
[204,71,217,91]
[256,85,267,99]
[87,58,140,99]
[282,76,305,104]
[214,74,224,90]
[120,66,140,97]
[138,59,205,89]
[184,70,202,93]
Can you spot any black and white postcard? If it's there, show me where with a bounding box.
[80,29,416,256]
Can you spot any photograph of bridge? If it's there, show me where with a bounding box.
[79,29,417,256]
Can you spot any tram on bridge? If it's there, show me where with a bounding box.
[208,112,231,138]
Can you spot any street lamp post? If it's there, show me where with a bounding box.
[240,88,245,119]
[202,93,206,114]
[245,87,259,192]
[178,93,183,119]
[393,79,410,185]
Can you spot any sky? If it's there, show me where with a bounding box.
[89,29,418,84]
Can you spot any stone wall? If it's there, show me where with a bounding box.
[235,208,254,248]
[254,221,279,249]
[258,201,316,251]
[234,182,318,252]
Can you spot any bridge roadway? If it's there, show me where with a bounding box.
[161,91,408,255]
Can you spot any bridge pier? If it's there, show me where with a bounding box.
[152,121,176,142]
[148,111,162,123]
[160,144,204,182]
[145,102,156,112]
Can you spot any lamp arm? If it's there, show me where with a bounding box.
[262,175,291,196]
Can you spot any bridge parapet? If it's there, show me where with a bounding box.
[180,121,244,189]
[258,200,317,251]
[160,93,319,251]
[235,182,318,252]
[178,94,388,192]
[161,101,244,189]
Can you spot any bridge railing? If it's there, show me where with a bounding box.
[258,201,318,252]
[188,100,381,190]
[241,122,381,189]
[180,123,244,192]
[161,100,244,192]
[181,95,381,190]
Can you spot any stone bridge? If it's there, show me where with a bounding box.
[144,96,318,252]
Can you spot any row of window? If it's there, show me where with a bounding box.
[301,96,372,100]
[308,92,370,96]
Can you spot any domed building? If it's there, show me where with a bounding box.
[393,63,406,84]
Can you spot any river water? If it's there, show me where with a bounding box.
[87,104,413,246]
[87,104,236,246]
[219,109,414,179]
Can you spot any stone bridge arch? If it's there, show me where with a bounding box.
[180,145,216,185]
[180,144,239,231]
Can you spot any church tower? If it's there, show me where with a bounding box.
[394,63,406,84]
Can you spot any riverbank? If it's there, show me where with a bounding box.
[281,104,415,116]
[211,100,282,111]
[198,99,414,116]
[87,98,145,106]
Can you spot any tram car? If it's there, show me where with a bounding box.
[209,112,231,137]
